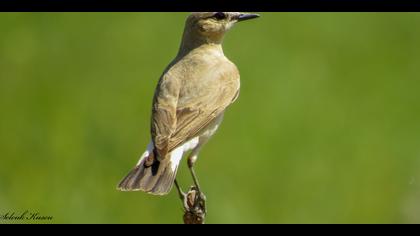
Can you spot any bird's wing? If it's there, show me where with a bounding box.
[151,62,240,159]
[151,76,180,158]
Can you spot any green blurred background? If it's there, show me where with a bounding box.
[1,13,420,224]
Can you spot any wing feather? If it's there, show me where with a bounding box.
[151,59,240,159]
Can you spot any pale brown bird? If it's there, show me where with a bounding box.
[118,12,259,195]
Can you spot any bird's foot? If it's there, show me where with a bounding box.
[183,186,207,224]
[174,179,186,202]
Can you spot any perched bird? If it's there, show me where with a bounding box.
[118,12,259,195]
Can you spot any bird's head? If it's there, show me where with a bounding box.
[184,12,259,44]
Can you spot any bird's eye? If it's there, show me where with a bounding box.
[213,12,226,20]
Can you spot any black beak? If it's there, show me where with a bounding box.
[237,13,260,22]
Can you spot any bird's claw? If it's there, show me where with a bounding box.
[183,186,207,224]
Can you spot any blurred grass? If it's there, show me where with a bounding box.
[1,13,420,224]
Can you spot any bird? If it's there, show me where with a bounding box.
[117,12,259,196]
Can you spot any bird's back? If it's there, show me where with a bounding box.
[160,46,240,109]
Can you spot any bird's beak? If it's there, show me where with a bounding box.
[237,13,260,22]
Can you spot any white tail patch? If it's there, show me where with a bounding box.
[137,137,200,171]
[170,146,184,171]
[136,141,154,166]
[170,137,200,171]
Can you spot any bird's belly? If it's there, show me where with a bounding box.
[197,113,224,139]
[180,113,224,154]
[182,137,200,152]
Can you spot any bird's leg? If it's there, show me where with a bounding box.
[174,179,186,201]
[187,150,202,193]
[187,148,208,212]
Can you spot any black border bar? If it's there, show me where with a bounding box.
[0,0,420,12]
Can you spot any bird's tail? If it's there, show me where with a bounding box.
[117,148,183,195]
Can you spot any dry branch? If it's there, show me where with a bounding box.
[181,186,207,224]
